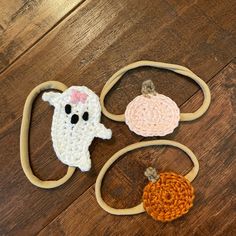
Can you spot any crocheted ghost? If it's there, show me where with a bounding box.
[42,86,112,171]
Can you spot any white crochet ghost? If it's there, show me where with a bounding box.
[42,86,112,171]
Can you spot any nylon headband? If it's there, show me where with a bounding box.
[20,81,76,189]
[95,140,199,215]
[100,61,211,122]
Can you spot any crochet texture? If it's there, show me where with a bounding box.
[125,94,180,137]
[42,86,112,171]
[143,172,194,222]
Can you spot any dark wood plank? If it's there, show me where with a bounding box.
[0,0,85,73]
[0,0,235,235]
[196,0,236,34]
[39,61,236,236]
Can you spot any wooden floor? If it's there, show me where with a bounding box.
[0,0,235,235]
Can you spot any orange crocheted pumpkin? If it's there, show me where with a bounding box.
[143,172,194,222]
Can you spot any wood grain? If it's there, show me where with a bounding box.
[0,0,235,235]
[196,0,236,34]
[39,60,236,236]
[0,0,85,73]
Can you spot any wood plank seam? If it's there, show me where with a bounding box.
[0,0,86,76]
[195,5,236,39]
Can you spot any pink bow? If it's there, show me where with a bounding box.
[70,89,88,104]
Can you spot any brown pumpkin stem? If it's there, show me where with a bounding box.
[141,80,157,97]
[144,167,159,183]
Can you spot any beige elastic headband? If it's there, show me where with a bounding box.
[95,140,199,215]
[20,81,76,189]
[100,61,211,122]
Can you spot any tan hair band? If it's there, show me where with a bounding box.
[100,61,211,122]
[20,81,76,189]
[95,140,199,215]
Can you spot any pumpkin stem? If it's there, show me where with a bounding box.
[141,80,157,97]
[144,167,159,183]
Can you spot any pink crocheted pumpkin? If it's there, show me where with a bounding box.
[125,94,180,137]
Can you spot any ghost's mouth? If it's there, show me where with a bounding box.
[71,114,79,124]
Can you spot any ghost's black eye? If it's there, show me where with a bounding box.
[65,104,71,114]
[82,111,89,121]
